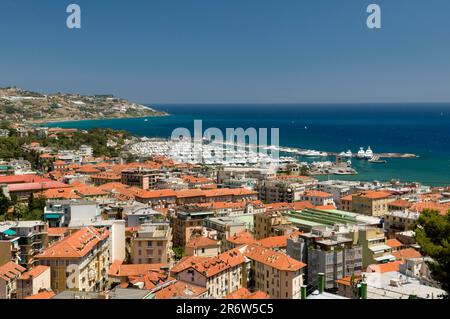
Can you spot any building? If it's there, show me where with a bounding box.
[253,211,290,240]
[384,211,419,235]
[170,249,248,299]
[202,217,247,242]
[255,178,317,203]
[125,207,165,227]
[287,233,362,289]
[357,227,395,267]
[36,226,110,293]
[317,180,360,204]
[171,211,215,248]
[131,223,173,264]
[350,191,394,216]
[43,200,101,228]
[185,236,220,257]
[0,261,26,299]
[16,265,51,299]
[121,168,160,190]
[0,221,49,269]
[243,244,306,299]
[0,224,21,265]
[300,190,335,207]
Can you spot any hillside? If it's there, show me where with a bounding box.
[0,87,167,123]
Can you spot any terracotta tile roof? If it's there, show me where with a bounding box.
[341,194,353,201]
[227,231,256,245]
[256,231,302,249]
[8,181,71,192]
[36,227,109,259]
[24,290,56,299]
[303,190,332,198]
[186,236,220,249]
[90,172,121,181]
[388,199,413,208]
[73,185,107,197]
[226,287,269,299]
[392,248,422,262]
[41,188,81,199]
[264,201,314,212]
[53,160,67,166]
[181,175,213,184]
[76,165,101,174]
[202,188,257,197]
[155,280,207,299]
[243,244,306,271]
[366,261,402,273]
[108,261,169,277]
[136,189,177,199]
[0,261,26,282]
[386,239,403,249]
[200,184,218,190]
[176,189,205,198]
[0,174,50,184]
[290,201,315,210]
[19,265,50,280]
[356,190,392,199]
[335,275,362,287]
[171,250,246,278]
[47,227,69,236]
[410,202,450,215]
[315,205,336,210]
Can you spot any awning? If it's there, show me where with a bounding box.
[374,254,396,262]
[2,229,16,236]
[44,214,61,219]
[369,244,392,252]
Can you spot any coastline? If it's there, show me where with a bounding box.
[32,112,170,126]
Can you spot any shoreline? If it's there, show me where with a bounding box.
[32,112,170,126]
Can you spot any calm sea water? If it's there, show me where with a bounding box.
[46,104,450,185]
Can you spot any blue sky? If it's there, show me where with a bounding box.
[1,0,450,104]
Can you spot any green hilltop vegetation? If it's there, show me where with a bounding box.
[0,86,167,123]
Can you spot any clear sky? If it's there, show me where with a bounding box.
[1,0,450,104]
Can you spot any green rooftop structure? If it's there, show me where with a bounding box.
[285,208,360,230]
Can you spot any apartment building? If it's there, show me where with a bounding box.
[253,211,290,240]
[356,227,395,267]
[16,265,51,299]
[43,199,101,228]
[243,244,306,299]
[351,191,394,216]
[202,217,247,242]
[185,236,220,257]
[255,178,317,203]
[2,221,49,269]
[170,249,248,299]
[0,261,26,299]
[0,224,21,265]
[121,168,160,190]
[36,226,110,293]
[384,211,419,235]
[317,180,360,204]
[300,190,335,207]
[287,232,362,289]
[131,223,173,264]
[171,211,215,248]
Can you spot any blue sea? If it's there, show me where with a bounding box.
[46,104,450,186]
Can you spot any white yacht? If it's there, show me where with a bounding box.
[357,147,366,158]
[345,150,353,157]
[365,146,374,159]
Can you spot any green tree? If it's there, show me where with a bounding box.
[300,165,309,176]
[415,209,450,296]
[0,188,11,218]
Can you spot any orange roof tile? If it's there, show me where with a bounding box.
[303,190,332,198]
[386,239,403,249]
[186,236,220,249]
[244,244,306,271]
[226,287,269,299]
[24,291,56,299]
[227,231,256,245]
[36,227,109,259]
[366,261,402,273]
[155,280,207,299]
[0,262,26,282]
[357,190,392,199]
[19,265,50,280]
[392,248,422,262]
